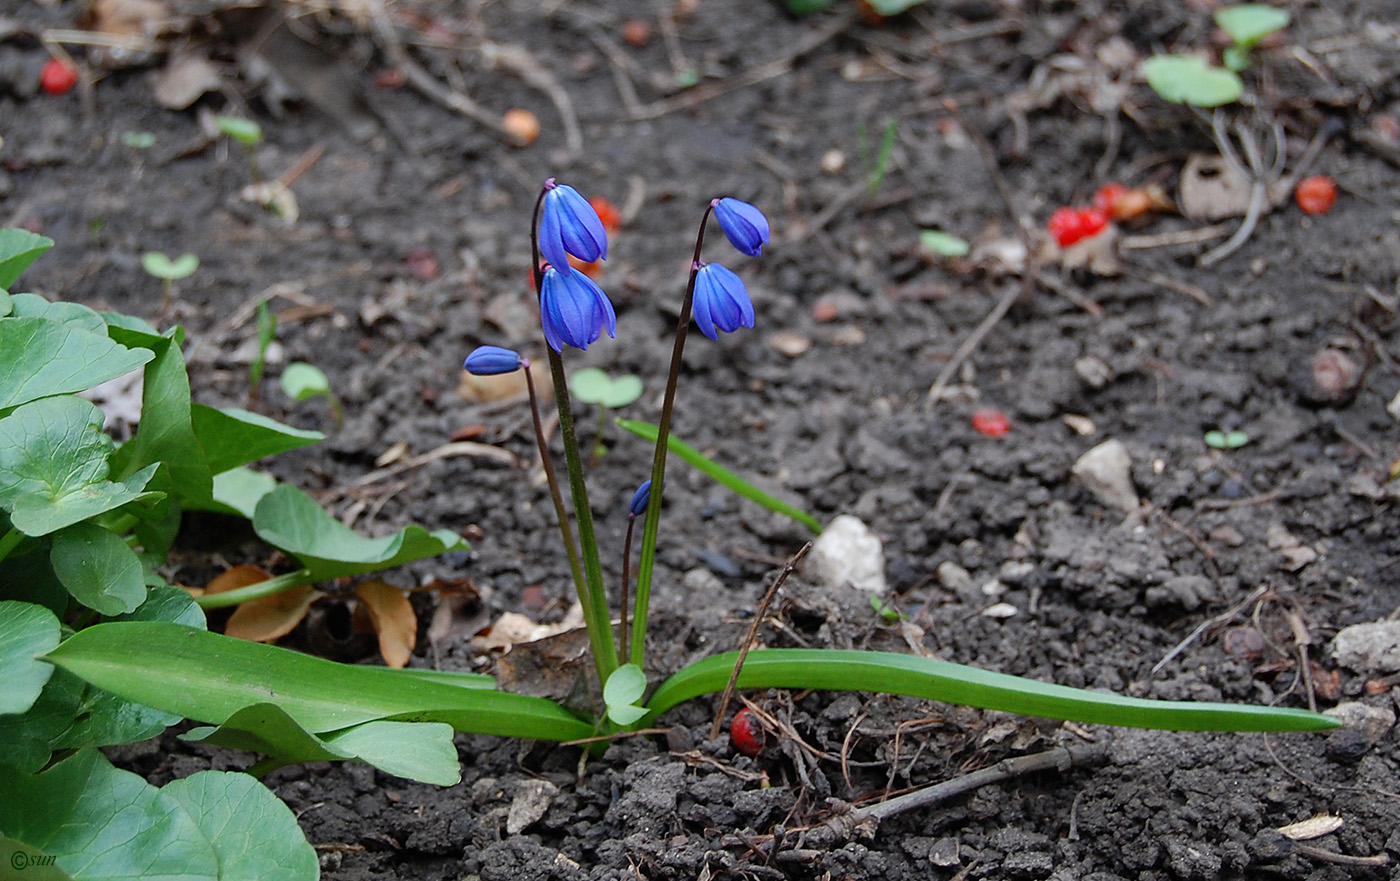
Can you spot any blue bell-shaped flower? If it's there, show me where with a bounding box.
[463,345,524,375]
[539,266,617,352]
[713,197,770,257]
[539,181,608,273]
[692,263,755,340]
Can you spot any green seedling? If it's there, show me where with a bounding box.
[1215,4,1290,71]
[857,117,898,199]
[215,114,264,182]
[249,298,277,405]
[919,229,971,258]
[870,595,903,622]
[1204,429,1249,450]
[121,131,156,149]
[602,663,648,725]
[280,361,342,426]
[1143,55,1243,108]
[141,251,199,306]
[570,367,643,462]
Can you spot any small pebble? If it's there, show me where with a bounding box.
[1323,728,1369,764]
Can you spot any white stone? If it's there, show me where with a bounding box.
[1331,620,1400,675]
[1071,439,1140,512]
[805,514,886,593]
[1325,702,1396,744]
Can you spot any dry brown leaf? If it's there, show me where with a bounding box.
[1277,814,1344,841]
[355,579,418,668]
[151,51,222,110]
[204,564,273,595]
[225,586,320,643]
[458,369,534,403]
[89,0,170,38]
[471,604,584,654]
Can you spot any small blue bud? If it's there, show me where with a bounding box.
[713,197,769,257]
[540,182,608,273]
[692,263,755,340]
[540,266,617,352]
[463,345,523,375]
[628,480,653,517]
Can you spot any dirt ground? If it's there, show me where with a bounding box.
[6,0,1400,878]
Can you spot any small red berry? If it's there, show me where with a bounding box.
[1047,206,1111,248]
[1076,207,1109,240]
[730,708,765,756]
[971,408,1011,437]
[1295,175,1337,215]
[1092,183,1129,217]
[40,58,79,96]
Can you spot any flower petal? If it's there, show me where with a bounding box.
[714,197,770,257]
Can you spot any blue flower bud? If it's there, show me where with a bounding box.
[692,263,755,340]
[539,266,617,352]
[713,197,770,257]
[628,480,653,517]
[463,345,524,375]
[540,182,608,273]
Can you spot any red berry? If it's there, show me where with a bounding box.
[730,708,765,756]
[1076,207,1109,240]
[1295,175,1337,215]
[40,58,79,96]
[1092,183,1128,217]
[971,408,1011,437]
[1047,206,1111,248]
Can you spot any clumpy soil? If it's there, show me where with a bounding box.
[7,0,1400,878]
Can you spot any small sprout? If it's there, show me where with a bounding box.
[602,663,648,726]
[1143,55,1244,108]
[729,707,766,756]
[121,131,156,149]
[215,115,263,146]
[216,115,264,182]
[1295,175,1337,215]
[1204,429,1249,449]
[857,117,898,198]
[1215,4,1290,71]
[141,251,199,306]
[673,69,700,90]
[281,362,343,425]
[870,594,903,622]
[919,229,971,258]
[570,367,643,462]
[249,298,277,402]
[40,58,79,96]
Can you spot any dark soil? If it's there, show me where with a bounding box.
[7,0,1400,878]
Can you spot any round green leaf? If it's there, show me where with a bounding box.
[1203,430,1228,449]
[50,523,146,616]
[571,368,644,407]
[280,362,330,402]
[1214,4,1289,49]
[121,131,156,149]
[603,663,647,709]
[0,601,60,715]
[1143,55,1243,108]
[162,771,318,881]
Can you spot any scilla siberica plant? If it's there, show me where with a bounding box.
[461,179,1338,735]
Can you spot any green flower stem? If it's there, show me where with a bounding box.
[194,568,313,610]
[0,527,22,563]
[643,650,1342,733]
[544,347,619,682]
[522,361,594,665]
[631,204,714,667]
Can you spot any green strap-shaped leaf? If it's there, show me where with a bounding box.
[0,749,219,881]
[46,622,593,741]
[0,317,153,413]
[253,484,466,582]
[161,771,318,881]
[0,396,162,536]
[645,649,1340,733]
[619,419,823,534]
[0,228,54,290]
[0,600,60,714]
[190,404,323,476]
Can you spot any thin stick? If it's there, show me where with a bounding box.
[708,543,811,741]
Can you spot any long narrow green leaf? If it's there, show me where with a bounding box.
[618,419,822,534]
[45,622,594,741]
[645,649,1339,733]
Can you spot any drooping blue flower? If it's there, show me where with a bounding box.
[539,266,617,352]
[692,263,755,340]
[463,345,524,375]
[713,197,769,257]
[539,181,608,273]
[628,480,653,517]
